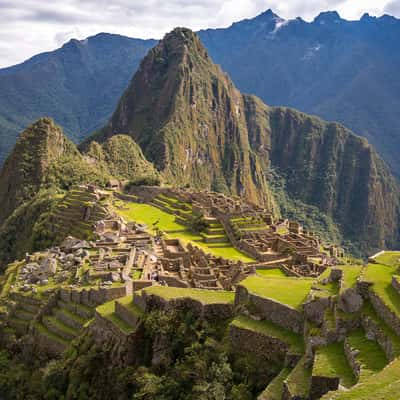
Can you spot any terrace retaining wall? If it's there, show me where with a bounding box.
[134,291,234,320]
[369,290,400,336]
[310,376,339,400]
[90,312,143,365]
[229,323,300,367]
[235,285,304,334]
[362,315,397,361]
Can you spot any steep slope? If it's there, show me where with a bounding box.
[1,12,400,176]
[198,10,400,175]
[85,135,159,183]
[243,95,400,253]
[0,117,109,227]
[94,28,275,208]
[0,34,155,164]
[91,28,400,254]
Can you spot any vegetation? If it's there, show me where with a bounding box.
[321,357,400,399]
[231,315,304,354]
[241,275,313,310]
[346,329,388,381]
[115,201,254,262]
[143,286,235,304]
[313,343,356,387]
[362,263,400,319]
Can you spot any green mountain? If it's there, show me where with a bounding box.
[244,97,400,253]
[2,11,400,179]
[92,28,275,209]
[0,118,155,267]
[87,28,400,255]
[0,34,155,164]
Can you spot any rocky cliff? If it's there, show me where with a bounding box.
[243,95,400,253]
[94,28,275,209]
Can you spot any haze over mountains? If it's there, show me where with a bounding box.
[0,9,400,175]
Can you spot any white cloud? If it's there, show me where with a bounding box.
[0,0,397,68]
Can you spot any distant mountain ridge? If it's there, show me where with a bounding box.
[0,10,400,174]
[0,34,156,164]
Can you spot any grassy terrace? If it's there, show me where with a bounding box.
[96,300,136,334]
[372,251,400,268]
[241,275,313,310]
[34,322,68,345]
[362,263,400,318]
[346,329,388,381]
[340,265,363,292]
[284,356,311,399]
[256,268,287,278]
[259,367,291,400]
[117,296,143,317]
[115,201,254,262]
[313,343,356,388]
[231,315,304,354]
[142,286,234,304]
[362,302,400,357]
[322,357,400,400]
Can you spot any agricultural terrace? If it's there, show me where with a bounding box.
[142,286,235,304]
[241,275,313,310]
[115,201,254,262]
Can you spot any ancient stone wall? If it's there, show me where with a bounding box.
[115,301,141,328]
[235,285,304,334]
[362,315,396,361]
[229,323,298,367]
[135,291,234,320]
[369,290,400,335]
[344,338,361,380]
[310,376,339,400]
[90,312,143,365]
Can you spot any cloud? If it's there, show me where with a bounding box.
[385,0,400,14]
[0,0,398,68]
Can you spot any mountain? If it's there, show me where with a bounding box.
[0,34,155,164]
[198,10,400,175]
[243,96,400,253]
[87,28,400,254]
[0,11,400,177]
[91,28,275,209]
[0,118,155,266]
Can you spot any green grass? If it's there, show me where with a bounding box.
[231,315,304,354]
[284,356,311,398]
[321,357,400,399]
[372,251,400,268]
[362,301,400,357]
[142,286,234,304]
[34,322,68,345]
[115,201,254,262]
[96,300,136,334]
[313,343,356,388]
[256,269,287,278]
[133,270,142,280]
[347,329,388,381]
[117,296,143,316]
[259,367,291,400]
[362,263,400,319]
[241,275,313,310]
[56,307,86,325]
[44,316,78,337]
[340,266,363,292]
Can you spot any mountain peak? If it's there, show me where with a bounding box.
[256,8,281,20]
[314,11,342,24]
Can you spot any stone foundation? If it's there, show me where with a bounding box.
[235,285,304,334]
[229,323,301,367]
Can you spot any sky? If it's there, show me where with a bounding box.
[0,0,399,68]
